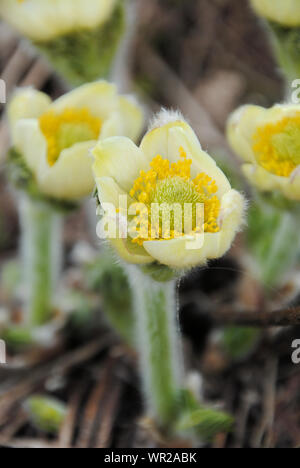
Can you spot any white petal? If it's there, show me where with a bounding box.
[168,125,231,197]
[118,96,144,142]
[95,176,128,207]
[8,88,51,136]
[227,105,266,164]
[251,0,300,27]
[0,0,118,42]
[218,189,245,256]
[50,81,119,121]
[37,140,96,200]
[100,113,124,139]
[92,136,149,193]
[143,232,221,269]
[242,164,282,191]
[13,119,46,174]
[110,238,153,265]
[141,120,231,197]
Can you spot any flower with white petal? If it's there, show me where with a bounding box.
[250,0,300,27]
[92,111,245,269]
[8,81,144,201]
[0,0,118,42]
[227,104,300,201]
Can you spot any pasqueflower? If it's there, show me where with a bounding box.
[92,111,245,269]
[8,81,144,201]
[0,0,125,85]
[227,104,300,201]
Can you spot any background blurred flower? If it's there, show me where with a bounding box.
[227,104,300,201]
[227,103,300,288]
[250,0,300,85]
[250,0,300,27]
[1,0,119,42]
[93,111,245,269]
[8,81,144,201]
[0,0,126,86]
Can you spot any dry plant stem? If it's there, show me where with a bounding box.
[212,306,300,327]
[20,194,63,326]
[126,265,182,433]
[251,355,278,448]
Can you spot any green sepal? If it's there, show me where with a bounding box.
[24,395,67,434]
[267,21,300,84]
[6,147,78,213]
[140,263,178,283]
[246,192,300,289]
[34,1,125,87]
[176,389,234,440]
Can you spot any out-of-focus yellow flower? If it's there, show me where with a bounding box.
[1,0,126,86]
[92,111,245,269]
[0,0,118,42]
[227,104,300,201]
[8,81,144,201]
[250,0,300,27]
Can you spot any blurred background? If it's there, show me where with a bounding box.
[0,0,299,449]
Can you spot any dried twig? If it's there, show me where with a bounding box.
[212,306,300,328]
[0,336,116,426]
[0,438,58,449]
[95,377,123,448]
[251,356,278,448]
[58,384,86,449]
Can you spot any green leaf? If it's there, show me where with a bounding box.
[176,389,234,440]
[25,395,67,434]
[223,326,260,360]
[2,326,34,350]
[177,407,233,440]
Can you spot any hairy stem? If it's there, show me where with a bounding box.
[20,195,62,326]
[126,265,182,431]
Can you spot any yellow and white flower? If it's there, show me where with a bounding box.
[92,111,245,269]
[227,104,300,201]
[0,0,118,42]
[250,0,300,27]
[8,81,144,201]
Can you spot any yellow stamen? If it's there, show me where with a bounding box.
[253,115,300,177]
[39,107,102,166]
[129,147,221,245]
